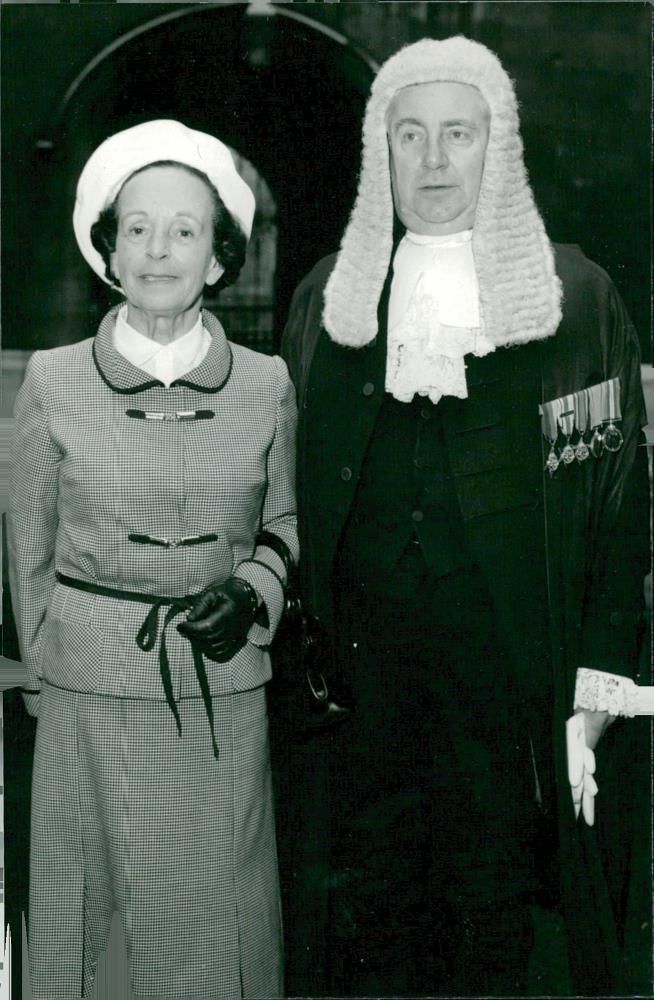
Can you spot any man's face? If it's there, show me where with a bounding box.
[387,81,490,236]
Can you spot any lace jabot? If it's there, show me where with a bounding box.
[386,229,495,405]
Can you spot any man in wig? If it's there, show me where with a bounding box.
[282,36,649,997]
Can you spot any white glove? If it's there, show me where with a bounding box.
[566,713,598,826]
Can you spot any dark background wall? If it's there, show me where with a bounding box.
[1,0,652,359]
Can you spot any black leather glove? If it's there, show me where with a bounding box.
[177,576,259,663]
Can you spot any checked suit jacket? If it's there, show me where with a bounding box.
[8,306,298,714]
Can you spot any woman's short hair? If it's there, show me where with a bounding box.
[90,160,247,291]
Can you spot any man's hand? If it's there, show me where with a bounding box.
[567,710,617,825]
[579,708,615,750]
[566,713,598,825]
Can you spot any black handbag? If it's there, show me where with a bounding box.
[299,605,351,730]
[274,580,351,732]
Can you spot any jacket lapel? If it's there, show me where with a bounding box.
[304,276,390,494]
[301,283,389,618]
[93,306,233,394]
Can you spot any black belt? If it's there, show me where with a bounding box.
[56,572,218,758]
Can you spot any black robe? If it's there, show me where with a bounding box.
[279,242,650,994]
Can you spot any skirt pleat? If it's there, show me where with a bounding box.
[28,681,283,1000]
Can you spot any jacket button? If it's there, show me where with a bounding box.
[420,405,432,420]
[341,467,353,481]
[362,382,375,397]
[412,509,424,522]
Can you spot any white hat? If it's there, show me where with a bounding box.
[73,119,256,285]
[323,36,562,350]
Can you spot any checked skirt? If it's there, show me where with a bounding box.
[28,682,283,999]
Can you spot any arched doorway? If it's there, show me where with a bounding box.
[5,3,376,353]
[205,148,278,354]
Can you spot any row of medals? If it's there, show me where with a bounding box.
[546,420,624,475]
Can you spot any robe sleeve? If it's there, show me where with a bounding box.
[577,282,649,681]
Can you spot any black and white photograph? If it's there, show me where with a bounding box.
[1,3,652,999]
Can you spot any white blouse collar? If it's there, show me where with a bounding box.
[113,305,211,387]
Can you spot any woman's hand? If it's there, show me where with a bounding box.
[178,577,259,662]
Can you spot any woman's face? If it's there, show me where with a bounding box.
[110,165,223,319]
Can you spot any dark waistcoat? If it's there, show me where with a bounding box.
[335,391,469,585]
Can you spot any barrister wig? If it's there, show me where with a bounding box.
[323,36,563,349]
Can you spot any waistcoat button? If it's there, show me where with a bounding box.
[411,509,424,523]
[341,467,353,482]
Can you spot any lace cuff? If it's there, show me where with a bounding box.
[573,668,638,717]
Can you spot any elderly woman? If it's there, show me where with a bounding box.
[8,120,297,1000]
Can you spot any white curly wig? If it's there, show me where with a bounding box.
[323,36,562,349]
